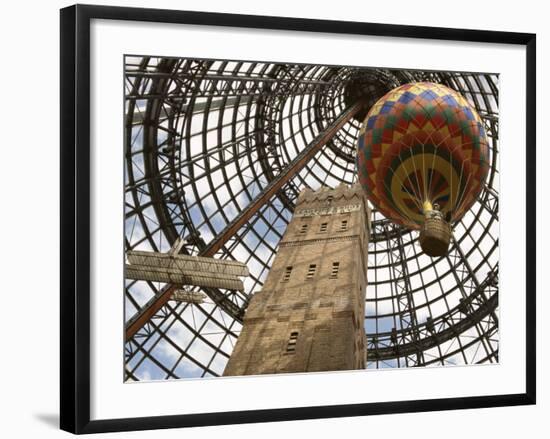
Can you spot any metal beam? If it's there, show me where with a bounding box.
[125,101,364,340]
[386,226,425,366]
[201,101,365,257]
[130,96,257,125]
[126,71,330,86]
[369,271,498,361]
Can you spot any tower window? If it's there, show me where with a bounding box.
[286,331,299,353]
[306,264,317,279]
[319,222,328,233]
[330,262,340,279]
[340,220,348,231]
[299,223,308,234]
[282,266,292,282]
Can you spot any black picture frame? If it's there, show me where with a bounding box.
[60,4,537,434]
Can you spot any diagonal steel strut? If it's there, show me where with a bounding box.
[125,101,365,340]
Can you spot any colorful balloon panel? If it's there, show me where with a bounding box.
[356,82,490,230]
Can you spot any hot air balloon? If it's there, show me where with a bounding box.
[356,82,490,257]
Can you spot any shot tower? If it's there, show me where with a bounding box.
[223,183,371,376]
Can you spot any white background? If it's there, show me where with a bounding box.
[91,18,526,420]
[0,0,546,438]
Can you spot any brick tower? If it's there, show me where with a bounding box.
[223,183,371,376]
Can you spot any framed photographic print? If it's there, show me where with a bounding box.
[60,4,536,434]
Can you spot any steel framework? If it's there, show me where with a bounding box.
[124,57,499,380]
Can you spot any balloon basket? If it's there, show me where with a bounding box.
[419,213,451,257]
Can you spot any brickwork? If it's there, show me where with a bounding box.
[223,183,370,376]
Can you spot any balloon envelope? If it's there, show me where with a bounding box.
[356,82,490,229]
